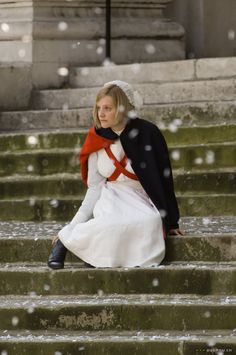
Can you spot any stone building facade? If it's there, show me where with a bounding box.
[0,0,235,109]
[165,0,236,59]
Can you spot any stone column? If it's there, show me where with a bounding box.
[0,0,185,108]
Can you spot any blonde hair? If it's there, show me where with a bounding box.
[93,84,135,128]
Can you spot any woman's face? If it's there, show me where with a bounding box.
[96,95,125,131]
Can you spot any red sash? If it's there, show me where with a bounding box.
[105,147,138,181]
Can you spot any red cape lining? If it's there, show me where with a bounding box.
[80,127,116,185]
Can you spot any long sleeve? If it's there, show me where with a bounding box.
[69,152,106,227]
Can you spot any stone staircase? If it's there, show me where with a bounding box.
[0,58,236,354]
[0,218,236,354]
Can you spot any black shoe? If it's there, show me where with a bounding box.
[48,239,67,269]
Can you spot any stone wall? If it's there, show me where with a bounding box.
[165,0,236,59]
[0,0,185,92]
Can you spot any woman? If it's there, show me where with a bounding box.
[48,80,184,269]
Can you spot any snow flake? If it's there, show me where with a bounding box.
[128,110,137,119]
[94,7,102,15]
[144,145,152,151]
[228,29,235,41]
[1,23,10,32]
[29,198,36,206]
[203,311,211,318]
[97,289,104,297]
[128,128,139,139]
[194,157,203,165]
[159,209,167,218]
[27,306,35,314]
[27,165,34,172]
[12,316,19,326]
[62,103,69,110]
[171,150,180,161]
[18,49,26,58]
[168,123,178,133]
[96,46,103,55]
[202,217,210,226]
[206,150,215,165]
[27,135,38,146]
[145,43,156,54]
[163,168,170,178]
[57,67,69,77]
[118,105,125,113]
[44,284,50,291]
[50,199,59,208]
[58,22,68,31]
[103,58,115,66]
[152,278,159,287]
[131,63,141,74]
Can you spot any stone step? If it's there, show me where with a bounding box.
[1,101,235,132]
[0,170,234,199]
[0,294,235,331]
[0,263,235,296]
[1,123,235,151]
[0,143,235,177]
[0,233,235,264]
[31,79,236,110]
[69,57,236,88]
[0,217,235,262]
[0,329,235,355]
[0,109,91,132]
[0,194,235,221]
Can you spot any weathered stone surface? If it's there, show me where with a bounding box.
[0,329,234,355]
[0,42,32,62]
[31,79,236,110]
[0,143,235,177]
[0,64,32,110]
[70,60,195,88]
[0,170,234,199]
[0,124,235,151]
[0,294,236,331]
[1,230,236,263]
[0,194,235,220]
[196,57,236,79]
[0,0,185,90]
[70,57,236,88]
[0,109,91,132]
[1,101,236,132]
[0,264,236,295]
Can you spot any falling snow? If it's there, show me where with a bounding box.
[27,136,38,146]
[57,67,69,77]
[228,29,235,41]
[1,23,10,32]
[128,128,139,139]
[145,43,156,54]
[58,22,68,31]
[11,317,19,327]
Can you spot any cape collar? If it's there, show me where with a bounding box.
[95,117,139,142]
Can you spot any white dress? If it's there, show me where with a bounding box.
[58,137,165,268]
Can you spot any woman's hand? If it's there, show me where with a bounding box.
[168,228,185,236]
